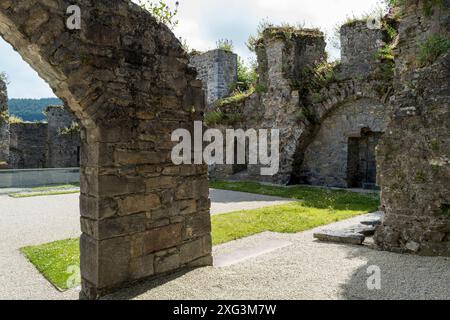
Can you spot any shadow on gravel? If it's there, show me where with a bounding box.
[102,268,195,300]
[339,246,450,300]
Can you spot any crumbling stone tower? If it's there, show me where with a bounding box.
[190,49,238,107]
[250,28,327,184]
[375,0,450,256]
[340,20,385,78]
[0,77,9,167]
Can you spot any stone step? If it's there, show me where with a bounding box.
[313,230,365,245]
[348,225,377,236]
[214,238,292,267]
[360,219,382,227]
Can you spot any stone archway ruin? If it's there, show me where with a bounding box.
[0,0,212,299]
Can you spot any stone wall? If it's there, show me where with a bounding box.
[208,24,394,187]
[9,122,47,169]
[0,0,212,299]
[6,105,81,169]
[190,49,237,106]
[340,20,385,79]
[300,98,391,188]
[375,0,450,256]
[46,105,81,168]
[0,77,9,166]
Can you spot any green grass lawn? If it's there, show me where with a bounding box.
[9,183,80,198]
[21,239,80,290]
[21,180,379,290]
[210,180,380,245]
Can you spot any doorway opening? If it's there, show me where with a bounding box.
[347,128,382,189]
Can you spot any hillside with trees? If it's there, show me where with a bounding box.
[8,98,62,122]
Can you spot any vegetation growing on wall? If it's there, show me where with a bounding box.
[418,35,450,67]
[216,39,234,53]
[59,122,80,135]
[385,0,445,16]
[138,0,180,29]
[9,115,24,124]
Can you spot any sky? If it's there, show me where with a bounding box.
[0,0,381,99]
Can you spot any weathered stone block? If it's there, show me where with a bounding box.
[180,235,212,264]
[314,230,365,245]
[154,252,181,274]
[118,194,161,215]
[143,223,183,255]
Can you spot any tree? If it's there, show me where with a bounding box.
[138,0,180,30]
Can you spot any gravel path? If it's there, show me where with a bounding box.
[1,192,449,300]
[110,214,450,300]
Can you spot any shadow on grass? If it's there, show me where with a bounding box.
[210,180,380,212]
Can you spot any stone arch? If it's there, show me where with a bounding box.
[290,79,392,186]
[0,0,212,299]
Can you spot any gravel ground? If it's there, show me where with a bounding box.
[108,214,450,300]
[1,192,449,300]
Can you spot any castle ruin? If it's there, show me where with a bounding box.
[2,102,81,169]
[197,22,395,188]
[0,0,447,300]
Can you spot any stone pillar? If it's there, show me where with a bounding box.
[0,77,9,167]
[375,0,450,256]
[340,20,385,79]
[190,49,238,106]
[0,0,212,299]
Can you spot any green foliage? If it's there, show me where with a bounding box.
[377,44,395,61]
[233,57,258,93]
[216,39,234,52]
[204,110,225,126]
[138,0,180,29]
[418,35,450,67]
[0,110,8,122]
[247,18,275,52]
[216,87,255,108]
[59,122,80,135]
[8,115,24,124]
[8,98,62,122]
[441,204,450,215]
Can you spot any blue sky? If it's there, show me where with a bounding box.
[0,0,381,98]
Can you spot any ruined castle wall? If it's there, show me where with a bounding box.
[9,122,47,169]
[340,20,384,79]
[247,30,327,184]
[0,78,9,166]
[46,106,81,168]
[190,49,237,106]
[375,1,450,256]
[300,98,391,188]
